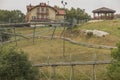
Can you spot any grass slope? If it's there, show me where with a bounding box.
[71,20,120,46]
[6,20,120,80]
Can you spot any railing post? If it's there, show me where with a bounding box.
[93,64,96,80]
[0,32,3,46]
[51,26,56,40]
[33,25,36,45]
[70,65,75,80]
[52,66,56,80]
[13,27,17,46]
[62,26,66,57]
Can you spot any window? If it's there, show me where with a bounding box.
[37,8,39,12]
[32,16,36,20]
[41,7,44,12]
[41,15,44,19]
[46,8,48,12]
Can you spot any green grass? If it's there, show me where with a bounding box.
[6,21,116,65]
[6,20,120,80]
[8,38,111,64]
[7,38,110,80]
[70,20,120,46]
[79,20,120,36]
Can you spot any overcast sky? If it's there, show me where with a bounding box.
[0,0,120,16]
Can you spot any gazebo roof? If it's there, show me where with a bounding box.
[92,7,116,13]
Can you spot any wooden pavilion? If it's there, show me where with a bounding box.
[92,7,116,20]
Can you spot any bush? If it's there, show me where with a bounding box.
[0,28,12,42]
[107,42,120,80]
[86,32,93,38]
[0,46,39,80]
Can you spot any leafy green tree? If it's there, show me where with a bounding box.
[10,10,25,23]
[66,7,76,23]
[0,46,39,80]
[0,10,10,23]
[107,42,120,80]
[0,28,12,42]
[66,7,91,24]
[0,10,25,23]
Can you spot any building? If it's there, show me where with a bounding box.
[26,3,66,22]
[92,7,116,20]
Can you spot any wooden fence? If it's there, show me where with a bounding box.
[0,22,113,80]
[33,61,111,80]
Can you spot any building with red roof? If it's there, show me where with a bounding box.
[26,3,66,22]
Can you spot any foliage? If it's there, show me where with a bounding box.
[0,46,39,80]
[86,31,93,38]
[0,28,12,42]
[115,14,120,19]
[66,7,91,24]
[107,42,120,80]
[0,10,25,23]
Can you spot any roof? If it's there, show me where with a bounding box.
[27,3,66,16]
[27,3,57,12]
[57,9,66,15]
[92,7,116,13]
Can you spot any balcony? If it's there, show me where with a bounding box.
[31,18,51,22]
[37,11,49,15]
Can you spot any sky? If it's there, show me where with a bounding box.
[0,0,120,16]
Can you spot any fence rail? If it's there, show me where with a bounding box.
[0,22,70,27]
[33,60,111,80]
[33,60,111,67]
[0,22,113,80]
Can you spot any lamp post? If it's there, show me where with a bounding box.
[61,1,67,20]
[61,1,67,9]
[61,1,67,57]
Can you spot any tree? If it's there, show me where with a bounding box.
[66,7,91,24]
[66,7,76,23]
[0,46,39,80]
[0,28,12,42]
[107,42,120,80]
[10,10,25,23]
[0,10,25,23]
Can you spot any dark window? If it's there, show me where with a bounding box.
[37,8,39,12]
[41,15,44,19]
[41,7,44,12]
[32,16,36,20]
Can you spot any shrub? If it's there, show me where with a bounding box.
[107,42,120,80]
[0,46,39,80]
[0,28,12,42]
[86,32,93,38]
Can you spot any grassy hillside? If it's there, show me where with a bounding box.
[6,20,120,80]
[70,20,120,46]
[8,20,120,63]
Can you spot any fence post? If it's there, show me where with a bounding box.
[47,56,50,64]
[93,64,96,80]
[33,25,36,45]
[52,66,56,80]
[0,32,3,46]
[70,65,75,80]
[51,26,56,40]
[70,54,72,63]
[63,26,66,57]
[13,27,17,46]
